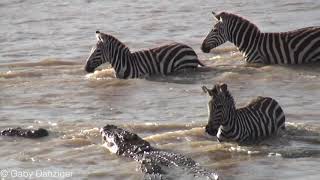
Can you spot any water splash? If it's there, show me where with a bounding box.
[85,69,115,80]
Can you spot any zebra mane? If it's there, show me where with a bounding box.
[212,84,236,107]
[225,90,235,107]
[102,33,130,53]
[217,12,260,31]
[211,84,234,102]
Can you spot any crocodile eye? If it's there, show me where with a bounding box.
[132,134,138,140]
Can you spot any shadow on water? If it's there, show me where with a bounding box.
[233,123,320,159]
[282,61,320,71]
[244,62,320,78]
[145,66,218,84]
[143,63,265,84]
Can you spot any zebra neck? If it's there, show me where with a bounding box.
[228,22,262,62]
[107,44,132,78]
[219,108,238,139]
[224,109,246,130]
[222,106,236,127]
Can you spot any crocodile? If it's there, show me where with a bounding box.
[100,124,220,180]
[1,127,48,138]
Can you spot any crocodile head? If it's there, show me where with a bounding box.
[1,127,48,138]
[100,125,152,157]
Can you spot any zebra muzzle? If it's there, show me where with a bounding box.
[205,125,218,136]
[84,65,95,73]
[201,44,211,53]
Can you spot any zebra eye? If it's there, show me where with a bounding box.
[213,28,220,34]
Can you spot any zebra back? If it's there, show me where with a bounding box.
[151,43,201,74]
[235,96,286,142]
[131,50,160,77]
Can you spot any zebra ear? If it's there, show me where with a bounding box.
[220,83,228,92]
[96,31,103,41]
[213,12,224,22]
[212,11,219,21]
[202,86,213,96]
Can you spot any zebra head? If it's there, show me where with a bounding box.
[202,83,232,136]
[201,12,229,53]
[84,31,110,73]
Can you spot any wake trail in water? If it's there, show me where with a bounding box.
[0,59,82,68]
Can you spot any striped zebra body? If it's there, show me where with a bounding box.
[85,31,203,79]
[201,12,320,64]
[202,83,285,144]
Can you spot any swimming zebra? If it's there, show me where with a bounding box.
[201,12,320,64]
[202,83,285,144]
[84,31,204,79]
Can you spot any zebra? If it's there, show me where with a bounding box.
[202,83,285,144]
[201,11,320,64]
[84,31,204,79]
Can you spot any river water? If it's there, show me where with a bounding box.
[0,0,320,179]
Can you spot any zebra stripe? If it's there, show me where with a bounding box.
[84,31,204,79]
[201,12,320,64]
[202,83,285,144]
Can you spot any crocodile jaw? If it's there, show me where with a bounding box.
[100,128,119,154]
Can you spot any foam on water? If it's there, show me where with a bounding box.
[0,70,42,79]
[85,69,116,80]
[144,127,205,143]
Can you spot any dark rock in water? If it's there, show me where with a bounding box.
[1,127,48,138]
[100,124,220,180]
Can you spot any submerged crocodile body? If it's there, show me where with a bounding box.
[100,124,219,180]
[1,127,48,138]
